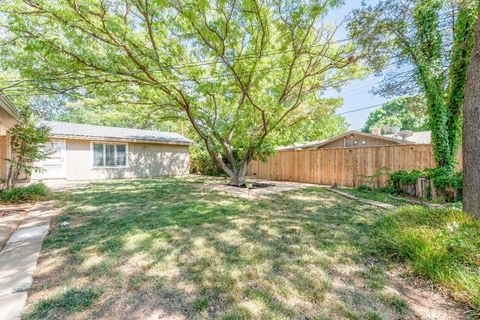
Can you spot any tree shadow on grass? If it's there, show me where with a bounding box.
[23,178,413,319]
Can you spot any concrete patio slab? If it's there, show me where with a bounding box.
[0,201,56,320]
[40,179,90,192]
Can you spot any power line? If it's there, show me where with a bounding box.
[338,103,384,115]
[3,60,403,103]
[1,5,455,81]
[1,11,452,98]
[4,55,386,95]
[3,37,357,86]
[1,12,453,88]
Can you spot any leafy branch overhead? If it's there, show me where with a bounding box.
[0,0,364,185]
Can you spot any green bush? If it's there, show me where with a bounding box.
[421,167,448,179]
[431,170,463,193]
[377,186,396,194]
[390,170,422,187]
[389,168,463,201]
[0,183,52,203]
[356,185,395,194]
[371,206,480,313]
[189,146,225,176]
[356,184,373,192]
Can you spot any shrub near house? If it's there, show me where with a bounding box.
[0,183,51,204]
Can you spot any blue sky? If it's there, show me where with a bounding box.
[325,0,388,130]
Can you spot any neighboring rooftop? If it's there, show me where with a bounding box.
[384,131,431,144]
[277,140,327,151]
[42,121,193,145]
[278,130,405,151]
[278,130,432,151]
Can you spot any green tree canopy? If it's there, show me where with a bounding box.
[0,0,364,185]
[363,96,428,133]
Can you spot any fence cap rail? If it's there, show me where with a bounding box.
[277,143,431,153]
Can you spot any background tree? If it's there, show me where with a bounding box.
[463,1,480,217]
[0,0,364,186]
[363,96,428,133]
[5,109,50,189]
[350,0,477,169]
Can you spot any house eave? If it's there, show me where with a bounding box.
[49,134,193,146]
[289,131,409,150]
[0,91,20,120]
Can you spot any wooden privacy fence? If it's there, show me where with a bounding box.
[247,144,463,188]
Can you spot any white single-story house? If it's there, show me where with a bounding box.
[0,91,193,183]
[32,121,192,180]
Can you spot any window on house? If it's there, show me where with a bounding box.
[43,141,63,167]
[105,144,115,166]
[92,143,127,167]
[93,144,104,166]
[116,144,126,166]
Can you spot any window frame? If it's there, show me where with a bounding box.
[90,141,128,168]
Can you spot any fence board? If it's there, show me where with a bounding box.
[247,144,463,187]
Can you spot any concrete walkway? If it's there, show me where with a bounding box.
[0,201,56,320]
[41,179,90,192]
[0,206,29,251]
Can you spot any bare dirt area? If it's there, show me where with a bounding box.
[386,268,474,320]
[191,176,324,199]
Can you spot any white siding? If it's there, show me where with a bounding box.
[34,139,190,180]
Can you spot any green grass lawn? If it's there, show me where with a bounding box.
[372,206,480,314]
[23,178,414,319]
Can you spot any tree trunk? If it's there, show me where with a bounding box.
[6,161,20,190]
[463,4,480,217]
[229,174,246,187]
[6,164,13,189]
[227,156,251,186]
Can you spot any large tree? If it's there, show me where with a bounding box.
[0,0,362,185]
[463,1,480,217]
[363,96,427,133]
[350,0,477,170]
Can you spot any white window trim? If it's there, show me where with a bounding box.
[90,141,128,169]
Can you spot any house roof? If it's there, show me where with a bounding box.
[384,131,431,144]
[278,130,410,151]
[277,140,327,151]
[42,121,194,145]
[0,91,20,120]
